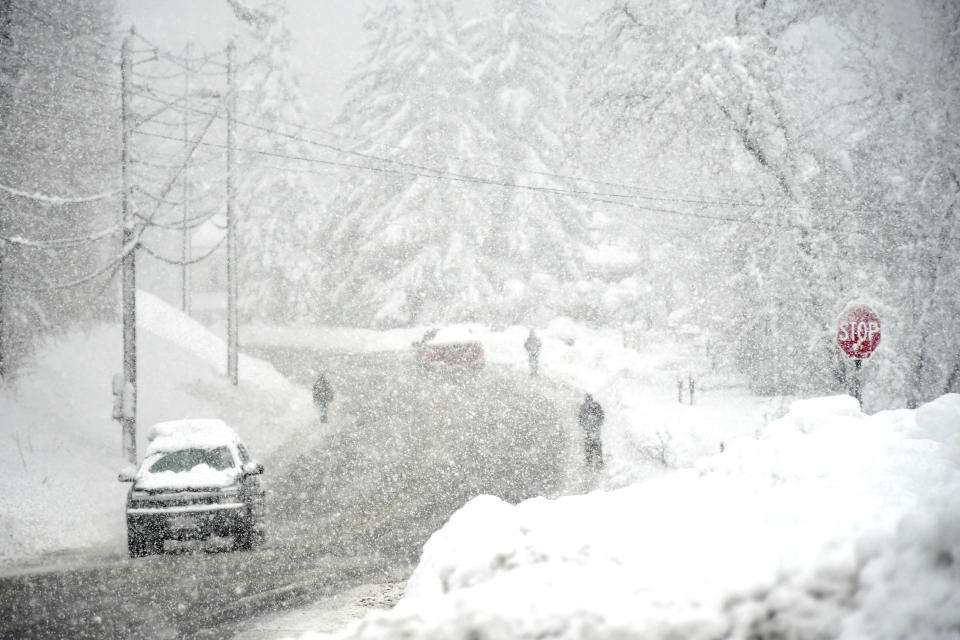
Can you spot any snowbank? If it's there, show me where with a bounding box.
[311,394,960,640]
[0,292,312,563]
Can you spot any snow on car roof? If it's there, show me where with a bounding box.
[426,325,482,344]
[145,418,242,456]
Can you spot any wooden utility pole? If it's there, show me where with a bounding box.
[225,40,238,386]
[181,42,192,315]
[0,220,5,382]
[120,29,138,465]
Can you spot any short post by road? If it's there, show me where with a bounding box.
[836,303,882,407]
[112,373,137,472]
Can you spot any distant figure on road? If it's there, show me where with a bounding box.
[578,393,605,469]
[524,328,542,377]
[312,373,334,423]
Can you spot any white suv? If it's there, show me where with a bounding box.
[121,419,265,557]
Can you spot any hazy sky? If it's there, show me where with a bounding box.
[118,1,598,125]
[119,1,364,124]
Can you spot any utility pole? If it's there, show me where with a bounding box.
[120,28,138,465]
[181,42,192,315]
[225,40,238,386]
[0,218,5,382]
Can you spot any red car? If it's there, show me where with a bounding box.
[413,327,486,370]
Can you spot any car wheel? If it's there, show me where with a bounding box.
[233,513,262,551]
[127,519,161,558]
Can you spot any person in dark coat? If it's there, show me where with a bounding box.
[578,393,605,469]
[312,373,334,423]
[523,328,542,377]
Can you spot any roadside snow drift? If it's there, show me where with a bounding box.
[318,394,960,640]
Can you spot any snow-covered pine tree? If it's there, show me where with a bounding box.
[318,0,500,327]
[572,0,864,395]
[229,1,327,323]
[460,0,587,324]
[568,1,737,333]
[695,0,847,395]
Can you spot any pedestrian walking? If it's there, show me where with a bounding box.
[312,372,334,423]
[578,393,605,469]
[523,328,542,377]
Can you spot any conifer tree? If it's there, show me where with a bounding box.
[321,0,587,326]
[320,0,498,326]
[231,2,326,322]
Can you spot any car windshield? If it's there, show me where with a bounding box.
[148,446,235,473]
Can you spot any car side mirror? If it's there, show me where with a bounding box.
[243,462,264,476]
[118,465,136,483]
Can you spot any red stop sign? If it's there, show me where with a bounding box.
[837,304,881,359]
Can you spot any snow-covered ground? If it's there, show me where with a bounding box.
[3,295,959,639]
[316,392,960,640]
[246,326,960,639]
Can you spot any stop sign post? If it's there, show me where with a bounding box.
[837,304,881,407]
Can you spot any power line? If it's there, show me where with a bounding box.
[140,86,912,219]
[17,25,929,226]
[129,30,227,70]
[140,233,227,266]
[0,223,121,249]
[134,125,959,244]
[17,33,950,255]
[134,128,638,202]
[3,224,140,292]
[140,87,638,200]
[0,182,120,205]
[133,203,222,231]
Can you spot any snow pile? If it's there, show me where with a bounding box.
[0,292,312,563]
[312,394,960,640]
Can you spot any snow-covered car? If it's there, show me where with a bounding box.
[121,419,265,557]
[413,326,486,370]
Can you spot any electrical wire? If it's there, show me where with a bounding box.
[0,182,120,205]
[133,185,184,207]
[131,84,232,232]
[0,223,121,249]
[130,30,226,69]
[137,89,636,200]
[132,97,188,130]
[134,128,636,202]
[148,89,909,218]
[140,233,227,266]
[133,126,960,244]
[133,203,223,231]
[19,22,933,225]
[3,219,145,292]
[4,81,232,289]
[9,31,954,266]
